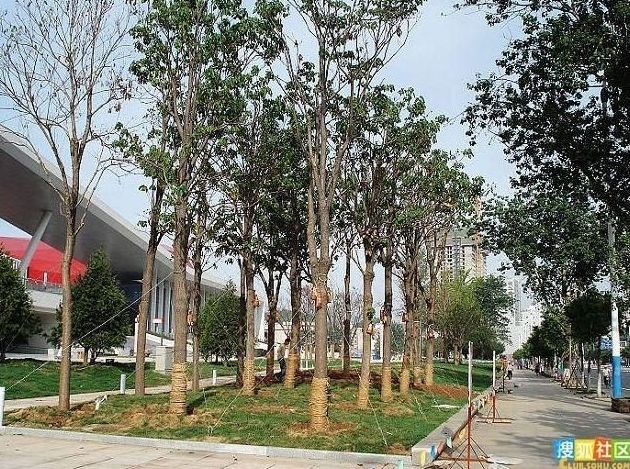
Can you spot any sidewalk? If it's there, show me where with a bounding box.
[4,376,236,411]
[0,433,394,468]
[462,369,630,468]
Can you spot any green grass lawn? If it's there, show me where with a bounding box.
[196,358,267,379]
[6,362,491,454]
[0,360,171,400]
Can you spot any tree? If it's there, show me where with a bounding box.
[396,147,483,386]
[435,273,482,365]
[565,288,611,391]
[50,250,129,364]
[471,275,513,347]
[482,184,608,308]
[282,0,423,430]
[199,282,240,366]
[343,85,402,407]
[129,0,284,413]
[525,308,568,365]
[114,119,171,396]
[462,0,630,223]
[0,0,131,410]
[391,322,405,356]
[0,247,40,361]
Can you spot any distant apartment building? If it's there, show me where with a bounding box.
[505,278,524,353]
[442,228,485,278]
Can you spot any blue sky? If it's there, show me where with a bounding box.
[0,1,521,307]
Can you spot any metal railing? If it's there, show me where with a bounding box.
[22,277,63,294]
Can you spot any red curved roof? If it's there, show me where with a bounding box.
[0,236,86,284]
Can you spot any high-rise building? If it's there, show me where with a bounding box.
[442,228,485,278]
[504,278,523,353]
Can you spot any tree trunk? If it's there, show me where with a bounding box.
[310,262,330,430]
[237,263,246,387]
[597,337,602,397]
[83,347,89,365]
[191,233,204,393]
[285,246,302,389]
[424,295,436,386]
[343,243,352,374]
[264,273,278,379]
[169,199,190,415]
[381,245,393,402]
[135,182,164,396]
[59,212,77,410]
[400,269,414,397]
[412,308,422,387]
[242,254,256,396]
[357,245,375,409]
[586,344,592,393]
[135,243,157,395]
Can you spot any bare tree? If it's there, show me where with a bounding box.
[0,0,130,410]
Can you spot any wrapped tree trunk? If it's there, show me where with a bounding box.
[357,245,375,409]
[169,200,190,415]
[380,243,393,402]
[310,264,331,430]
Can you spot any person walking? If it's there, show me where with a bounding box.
[276,338,290,381]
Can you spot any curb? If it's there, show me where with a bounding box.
[0,426,410,466]
[410,387,493,467]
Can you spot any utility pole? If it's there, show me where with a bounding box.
[609,219,622,398]
[602,81,622,399]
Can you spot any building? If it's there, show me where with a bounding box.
[505,277,524,351]
[0,125,226,355]
[442,228,485,278]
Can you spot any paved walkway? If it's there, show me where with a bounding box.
[0,433,395,468]
[5,376,236,411]
[460,369,630,468]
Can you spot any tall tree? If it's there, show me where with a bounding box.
[282,0,423,430]
[114,118,172,396]
[344,85,402,407]
[0,247,40,361]
[129,0,283,412]
[0,0,131,410]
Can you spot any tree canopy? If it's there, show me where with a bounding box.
[49,250,129,363]
[0,247,40,361]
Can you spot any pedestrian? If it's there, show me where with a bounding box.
[535,362,540,376]
[276,338,290,381]
[507,361,514,380]
[603,365,611,389]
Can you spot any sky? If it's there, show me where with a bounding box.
[0,1,523,310]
